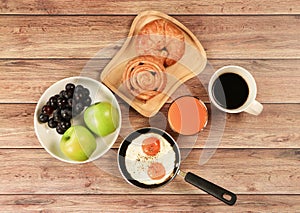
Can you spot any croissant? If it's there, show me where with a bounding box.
[136,19,185,67]
[123,56,167,101]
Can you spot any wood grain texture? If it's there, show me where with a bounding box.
[0,0,299,15]
[1,59,300,103]
[1,16,299,59]
[0,148,299,194]
[0,195,299,212]
[1,1,300,210]
[0,103,299,149]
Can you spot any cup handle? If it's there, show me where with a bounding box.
[244,100,263,115]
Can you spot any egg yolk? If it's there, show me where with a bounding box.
[142,137,160,156]
[147,162,166,180]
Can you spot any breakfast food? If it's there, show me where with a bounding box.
[168,96,208,135]
[125,133,176,185]
[84,102,120,137]
[38,83,92,134]
[142,137,160,156]
[60,125,97,161]
[123,56,167,101]
[136,19,185,67]
[148,162,166,180]
[123,19,185,102]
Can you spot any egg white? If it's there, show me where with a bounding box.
[125,133,176,185]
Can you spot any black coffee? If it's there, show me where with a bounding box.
[212,72,249,109]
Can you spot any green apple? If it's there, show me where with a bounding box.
[60,125,96,161]
[84,101,119,137]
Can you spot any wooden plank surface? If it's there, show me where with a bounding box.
[1,0,300,211]
[1,59,300,104]
[0,195,299,212]
[1,103,299,149]
[0,148,299,194]
[1,0,299,15]
[1,16,299,59]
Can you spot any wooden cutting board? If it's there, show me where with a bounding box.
[101,10,207,117]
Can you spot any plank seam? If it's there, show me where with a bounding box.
[0,14,299,16]
[0,148,299,150]
[1,58,300,60]
[0,102,299,105]
[0,193,299,196]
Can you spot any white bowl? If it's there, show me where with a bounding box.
[34,76,122,164]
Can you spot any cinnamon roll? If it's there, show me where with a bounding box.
[123,56,167,101]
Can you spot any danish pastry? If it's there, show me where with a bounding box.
[123,56,167,101]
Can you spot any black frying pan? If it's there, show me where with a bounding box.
[118,127,237,206]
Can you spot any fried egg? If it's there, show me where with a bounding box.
[125,133,176,185]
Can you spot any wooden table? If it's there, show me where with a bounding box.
[1,1,299,212]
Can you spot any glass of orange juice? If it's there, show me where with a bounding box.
[168,96,208,135]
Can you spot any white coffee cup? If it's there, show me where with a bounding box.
[208,65,263,115]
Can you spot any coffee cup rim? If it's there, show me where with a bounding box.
[208,65,257,113]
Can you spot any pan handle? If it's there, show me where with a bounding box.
[184,172,237,205]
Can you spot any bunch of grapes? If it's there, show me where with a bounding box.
[38,83,92,134]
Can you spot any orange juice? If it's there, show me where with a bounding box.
[168,96,208,135]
